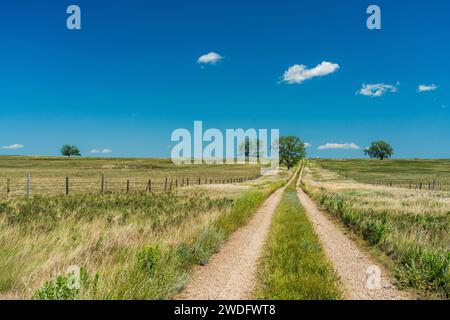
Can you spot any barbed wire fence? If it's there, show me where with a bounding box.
[350,178,449,191]
[1,173,262,199]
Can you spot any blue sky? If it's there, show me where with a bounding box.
[0,0,448,158]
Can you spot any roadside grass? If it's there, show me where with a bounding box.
[0,170,289,299]
[255,169,341,300]
[302,161,449,298]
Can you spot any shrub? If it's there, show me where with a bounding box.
[34,267,99,300]
[136,245,161,276]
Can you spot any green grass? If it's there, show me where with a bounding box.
[315,158,450,189]
[303,161,449,298]
[0,165,289,299]
[97,187,277,300]
[0,156,260,196]
[255,169,341,300]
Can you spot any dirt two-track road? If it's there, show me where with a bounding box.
[296,187,409,300]
[177,170,409,300]
[176,186,285,300]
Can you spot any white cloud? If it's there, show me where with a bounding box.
[90,149,112,154]
[281,61,339,84]
[2,144,24,149]
[442,105,447,109]
[197,52,223,65]
[318,143,360,150]
[304,142,312,148]
[417,84,438,92]
[357,83,399,97]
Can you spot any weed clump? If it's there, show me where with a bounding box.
[33,267,99,300]
[136,245,161,276]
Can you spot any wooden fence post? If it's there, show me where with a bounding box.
[164,178,168,192]
[198,178,201,185]
[126,180,130,193]
[101,174,105,193]
[6,178,10,199]
[432,180,435,190]
[65,177,69,195]
[187,178,189,186]
[26,173,31,198]
[147,179,152,193]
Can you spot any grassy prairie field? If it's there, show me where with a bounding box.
[0,156,260,197]
[315,159,450,189]
[302,160,449,298]
[0,156,288,299]
[256,167,341,299]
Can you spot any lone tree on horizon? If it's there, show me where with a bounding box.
[364,141,393,160]
[278,136,307,169]
[61,145,81,157]
[238,138,264,162]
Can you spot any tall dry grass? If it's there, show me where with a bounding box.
[0,171,289,299]
[302,162,449,298]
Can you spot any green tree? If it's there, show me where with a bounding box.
[278,136,306,169]
[61,145,81,157]
[238,138,264,161]
[364,141,393,160]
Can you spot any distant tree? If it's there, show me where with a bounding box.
[364,141,393,160]
[61,145,81,157]
[238,138,264,161]
[278,136,307,169]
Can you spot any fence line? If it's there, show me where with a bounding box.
[357,179,449,191]
[2,173,261,198]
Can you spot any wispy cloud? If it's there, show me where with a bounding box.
[197,52,223,65]
[90,149,112,154]
[304,142,312,148]
[356,83,399,97]
[281,61,339,84]
[2,144,24,149]
[417,84,438,92]
[318,143,360,150]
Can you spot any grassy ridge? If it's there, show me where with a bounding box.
[315,159,450,188]
[255,169,341,300]
[303,162,449,298]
